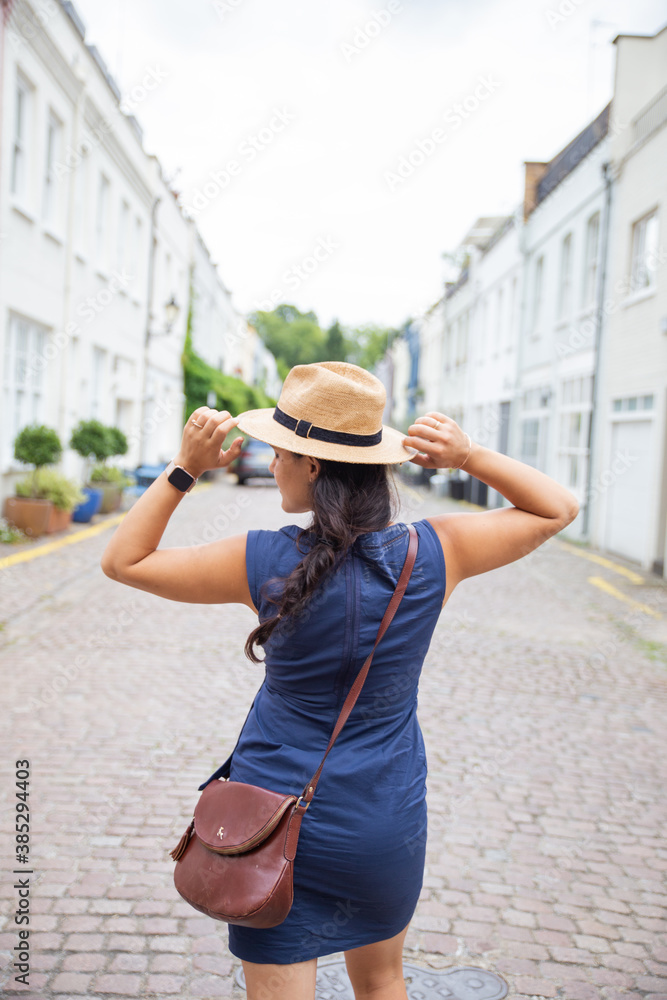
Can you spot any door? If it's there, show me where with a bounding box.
[605,419,654,564]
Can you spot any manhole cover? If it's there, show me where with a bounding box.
[235,960,508,998]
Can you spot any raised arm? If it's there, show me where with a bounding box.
[403,412,579,604]
[100,408,256,610]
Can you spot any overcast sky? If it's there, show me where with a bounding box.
[72,0,666,331]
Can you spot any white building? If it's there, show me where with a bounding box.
[417,215,522,507]
[0,0,277,503]
[590,26,667,573]
[0,0,156,485]
[514,104,611,538]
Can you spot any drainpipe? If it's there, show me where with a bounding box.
[583,160,613,537]
[139,195,160,465]
[59,70,86,451]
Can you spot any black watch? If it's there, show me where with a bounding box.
[165,460,198,493]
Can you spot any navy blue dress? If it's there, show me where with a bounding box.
[227,519,446,964]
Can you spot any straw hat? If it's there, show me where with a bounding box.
[236,361,416,464]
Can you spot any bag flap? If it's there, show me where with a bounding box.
[193,779,298,855]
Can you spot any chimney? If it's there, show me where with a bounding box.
[523,162,548,220]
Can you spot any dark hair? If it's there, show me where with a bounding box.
[244,455,399,663]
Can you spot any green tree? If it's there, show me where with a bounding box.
[249,304,328,377]
[325,320,347,362]
[346,324,398,371]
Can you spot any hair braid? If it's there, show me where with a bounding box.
[244,457,399,663]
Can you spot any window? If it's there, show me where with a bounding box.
[132,215,143,293]
[558,233,573,320]
[2,314,47,467]
[457,311,469,365]
[445,320,455,372]
[612,394,655,413]
[582,212,600,309]
[479,297,488,362]
[531,256,544,337]
[11,71,32,201]
[508,276,518,350]
[95,174,110,270]
[91,347,106,418]
[42,110,63,227]
[521,419,540,468]
[558,375,592,493]
[73,153,88,253]
[117,199,130,272]
[495,287,504,354]
[630,210,659,293]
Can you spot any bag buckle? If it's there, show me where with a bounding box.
[296,785,314,811]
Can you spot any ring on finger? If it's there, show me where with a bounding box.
[433,420,441,430]
[191,417,204,428]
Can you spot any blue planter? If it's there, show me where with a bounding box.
[72,487,103,523]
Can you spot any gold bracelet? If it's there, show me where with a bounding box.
[452,433,472,471]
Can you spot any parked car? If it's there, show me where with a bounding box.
[230,438,276,485]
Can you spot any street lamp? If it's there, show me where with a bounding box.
[149,296,180,338]
[163,295,180,332]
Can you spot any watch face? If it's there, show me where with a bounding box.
[168,465,194,491]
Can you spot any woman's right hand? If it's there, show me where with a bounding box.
[174,407,244,479]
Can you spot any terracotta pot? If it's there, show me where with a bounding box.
[88,482,123,513]
[3,496,53,537]
[46,507,73,533]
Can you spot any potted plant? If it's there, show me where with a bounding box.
[3,425,64,536]
[69,419,107,521]
[15,468,85,532]
[69,420,129,517]
[88,425,130,513]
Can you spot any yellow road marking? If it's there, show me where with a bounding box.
[559,541,644,584]
[587,576,662,618]
[0,512,126,570]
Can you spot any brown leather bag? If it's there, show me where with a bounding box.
[170,524,418,928]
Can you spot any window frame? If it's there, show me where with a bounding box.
[11,70,33,204]
[630,209,659,294]
[582,212,600,310]
[42,108,64,229]
[558,232,573,322]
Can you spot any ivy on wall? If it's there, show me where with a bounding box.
[181,288,275,423]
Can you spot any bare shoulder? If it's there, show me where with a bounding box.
[426,505,570,604]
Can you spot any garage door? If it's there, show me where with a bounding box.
[605,419,654,564]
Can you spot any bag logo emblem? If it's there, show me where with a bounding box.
[217,826,225,839]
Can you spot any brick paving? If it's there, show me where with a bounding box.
[1,474,667,999]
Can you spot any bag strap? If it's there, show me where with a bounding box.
[294,522,418,814]
[198,523,418,796]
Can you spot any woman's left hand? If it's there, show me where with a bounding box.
[174,407,244,479]
[403,412,471,469]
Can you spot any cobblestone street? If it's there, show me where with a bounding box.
[2,474,667,1000]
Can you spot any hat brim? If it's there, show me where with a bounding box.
[236,408,417,465]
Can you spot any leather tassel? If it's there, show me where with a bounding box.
[169,820,194,861]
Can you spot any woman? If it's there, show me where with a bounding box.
[101,361,578,1000]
